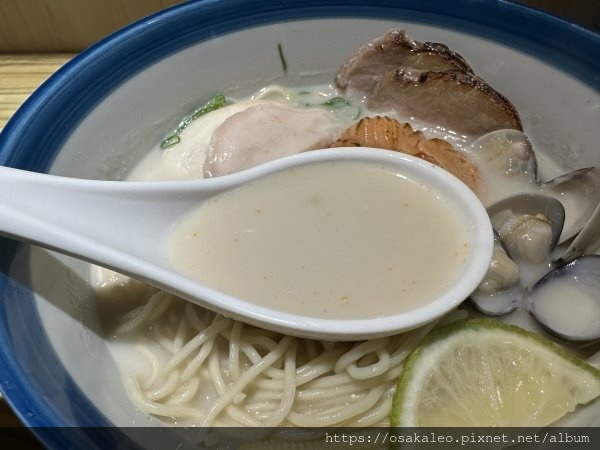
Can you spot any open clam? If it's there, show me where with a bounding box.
[544,167,600,244]
[559,201,600,264]
[530,256,600,342]
[468,194,564,317]
[487,194,565,264]
[468,129,537,183]
[469,129,600,246]
[468,232,521,316]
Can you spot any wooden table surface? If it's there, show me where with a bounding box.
[0,54,74,128]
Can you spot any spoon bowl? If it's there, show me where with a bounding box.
[0,147,493,339]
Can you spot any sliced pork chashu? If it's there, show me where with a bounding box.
[371,70,523,136]
[336,29,522,137]
[204,103,343,178]
[336,29,473,90]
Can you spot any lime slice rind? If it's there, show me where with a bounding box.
[391,318,600,427]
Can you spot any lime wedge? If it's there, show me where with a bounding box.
[391,318,600,427]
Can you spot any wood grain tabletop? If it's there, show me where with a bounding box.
[0,54,74,128]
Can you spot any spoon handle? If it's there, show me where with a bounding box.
[0,165,208,272]
[0,166,143,263]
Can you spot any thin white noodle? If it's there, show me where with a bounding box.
[295,376,397,403]
[208,345,227,397]
[150,319,177,354]
[344,389,395,427]
[201,335,294,427]
[126,375,204,421]
[241,389,284,402]
[295,371,381,391]
[237,340,284,380]
[247,344,350,390]
[294,346,349,385]
[287,385,387,427]
[164,376,202,405]
[346,349,392,379]
[223,332,283,379]
[228,321,243,381]
[181,336,216,381]
[238,336,279,356]
[166,316,231,371]
[118,294,463,428]
[237,341,267,364]
[245,402,279,413]
[217,404,262,427]
[115,291,174,334]
[146,370,181,401]
[261,340,297,427]
[134,344,161,390]
[172,316,189,354]
[333,338,390,374]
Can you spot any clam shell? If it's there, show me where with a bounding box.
[469,289,521,316]
[487,193,565,262]
[530,255,600,342]
[559,201,600,264]
[468,233,521,316]
[543,167,600,244]
[468,129,538,183]
[469,130,600,246]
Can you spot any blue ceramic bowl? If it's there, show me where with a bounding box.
[1,0,599,448]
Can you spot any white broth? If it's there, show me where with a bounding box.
[92,76,599,429]
[166,160,470,319]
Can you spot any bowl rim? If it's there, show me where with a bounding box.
[0,0,599,446]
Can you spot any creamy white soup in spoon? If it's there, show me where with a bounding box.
[166,160,470,319]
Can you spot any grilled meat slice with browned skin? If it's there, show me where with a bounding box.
[331,116,480,192]
[336,29,523,137]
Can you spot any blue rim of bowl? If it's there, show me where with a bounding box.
[0,0,598,447]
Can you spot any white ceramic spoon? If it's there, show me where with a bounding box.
[0,148,493,340]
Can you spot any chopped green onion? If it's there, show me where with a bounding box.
[160,135,181,149]
[321,97,351,109]
[161,94,227,149]
[190,94,227,121]
[277,43,288,75]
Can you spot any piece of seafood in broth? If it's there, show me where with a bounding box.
[468,129,538,187]
[467,129,600,247]
[543,167,600,244]
[487,194,565,264]
[531,256,600,342]
[469,232,521,316]
[560,201,600,264]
